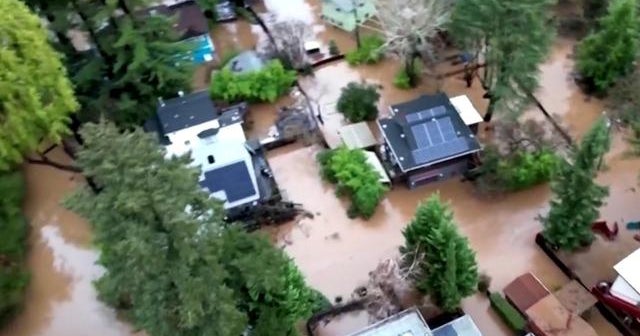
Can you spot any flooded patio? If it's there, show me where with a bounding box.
[2,1,639,336]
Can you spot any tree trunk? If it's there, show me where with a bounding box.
[352,0,361,48]
[483,95,496,122]
[118,0,131,15]
[526,91,574,146]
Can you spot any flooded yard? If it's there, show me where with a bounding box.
[2,1,640,336]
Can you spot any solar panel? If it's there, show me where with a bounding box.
[411,124,430,148]
[199,161,257,203]
[405,105,447,123]
[411,138,472,165]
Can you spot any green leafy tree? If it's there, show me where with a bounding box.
[449,0,555,122]
[401,195,478,312]
[0,171,29,325]
[210,60,297,103]
[0,0,78,170]
[317,147,387,219]
[540,117,611,250]
[336,82,381,122]
[66,122,323,335]
[576,0,638,92]
[345,35,385,66]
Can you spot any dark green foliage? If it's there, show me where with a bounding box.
[489,292,526,332]
[328,40,340,56]
[582,0,609,23]
[317,147,387,219]
[540,117,611,250]
[336,82,381,122]
[0,171,29,325]
[400,195,478,312]
[195,0,218,23]
[345,35,384,66]
[65,122,322,335]
[210,60,297,103]
[449,0,555,120]
[577,0,638,92]
[474,146,560,193]
[608,70,640,153]
[29,0,194,127]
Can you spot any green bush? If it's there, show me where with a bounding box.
[489,292,527,332]
[0,171,29,325]
[317,147,387,219]
[345,35,385,66]
[336,82,380,122]
[210,60,297,103]
[474,146,560,193]
[576,0,638,92]
[393,68,411,89]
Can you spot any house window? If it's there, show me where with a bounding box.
[207,155,215,164]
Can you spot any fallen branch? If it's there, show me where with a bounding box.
[26,155,81,173]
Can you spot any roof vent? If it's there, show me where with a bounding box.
[178,90,184,97]
[158,97,165,107]
[400,133,405,138]
[207,155,215,164]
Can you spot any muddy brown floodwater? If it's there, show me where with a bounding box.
[265,36,633,336]
[0,148,138,336]
[2,2,638,335]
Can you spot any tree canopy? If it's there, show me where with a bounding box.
[336,82,381,123]
[401,194,478,311]
[0,0,78,170]
[65,122,324,335]
[449,0,555,121]
[576,0,638,92]
[26,0,194,127]
[540,117,611,250]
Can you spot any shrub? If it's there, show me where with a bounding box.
[317,147,387,219]
[393,68,411,89]
[210,60,297,103]
[328,40,340,56]
[336,82,380,122]
[576,0,638,92]
[345,35,384,66]
[0,171,29,325]
[489,292,527,332]
[473,146,560,193]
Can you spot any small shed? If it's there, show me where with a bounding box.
[363,151,390,185]
[348,308,432,336]
[339,122,378,150]
[224,50,266,74]
[449,95,483,133]
[614,247,640,295]
[321,0,376,32]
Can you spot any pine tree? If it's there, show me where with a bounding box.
[0,0,78,170]
[65,122,323,335]
[401,194,478,312]
[29,0,194,127]
[540,117,611,250]
[449,0,555,122]
[576,0,638,92]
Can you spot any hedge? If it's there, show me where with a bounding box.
[0,171,29,325]
[489,292,527,332]
[210,60,297,103]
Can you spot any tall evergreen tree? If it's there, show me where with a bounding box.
[401,194,478,312]
[449,0,555,122]
[0,0,78,170]
[576,0,638,92]
[540,117,611,250]
[26,0,194,127]
[65,122,323,335]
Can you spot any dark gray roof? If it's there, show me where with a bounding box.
[379,93,481,172]
[157,91,219,134]
[199,161,256,203]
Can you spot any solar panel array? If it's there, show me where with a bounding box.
[412,138,471,165]
[405,105,447,124]
[408,115,472,165]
